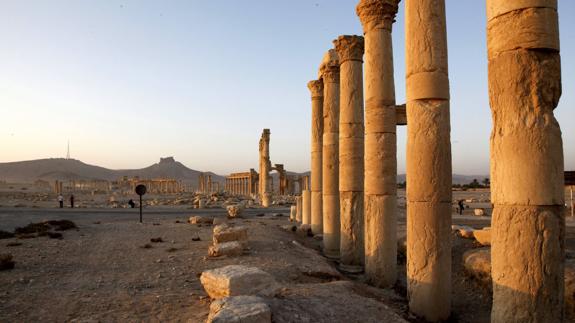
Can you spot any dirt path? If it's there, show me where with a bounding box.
[1,207,574,322]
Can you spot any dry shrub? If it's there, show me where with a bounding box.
[0,254,15,270]
[6,242,22,247]
[14,222,50,235]
[141,244,152,249]
[150,237,163,243]
[0,230,15,239]
[166,247,178,252]
[45,220,77,231]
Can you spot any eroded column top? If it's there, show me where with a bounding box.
[307,79,324,99]
[319,49,340,83]
[333,35,364,64]
[356,0,400,32]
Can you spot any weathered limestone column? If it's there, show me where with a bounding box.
[487,1,565,322]
[405,0,452,320]
[334,35,365,273]
[259,129,272,206]
[357,0,400,288]
[320,49,341,259]
[308,79,324,235]
[302,189,311,225]
[296,196,303,223]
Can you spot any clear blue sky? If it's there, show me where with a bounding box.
[0,0,573,175]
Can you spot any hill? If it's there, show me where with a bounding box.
[0,157,224,185]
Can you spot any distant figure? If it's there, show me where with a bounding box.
[458,200,465,215]
[70,195,75,208]
[57,194,64,208]
[128,199,135,208]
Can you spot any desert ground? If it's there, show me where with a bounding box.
[1,188,574,322]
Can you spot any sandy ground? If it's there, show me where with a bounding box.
[1,190,574,322]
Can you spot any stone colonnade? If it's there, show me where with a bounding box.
[225,170,258,196]
[357,0,399,288]
[308,79,324,234]
[487,1,565,322]
[301,1,564,320]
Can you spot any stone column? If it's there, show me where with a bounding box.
[320,49,341,259]
[334,35,365,273]
[486,1,564,322]
[308,79,324,235]
[357,0,399,288]
[296,196,303,223]
[405,0,451,320]
[259,129,272,206]
[302,189,311,225]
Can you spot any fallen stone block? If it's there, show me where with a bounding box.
[280,224,297,232]
[474,208,486,216]
[463,248,491,285]
[189,215,214,225]
[209,241,244,258]
[473,227,491,246]
[227,205,244,218]
[213,224,248,247]
[200,265,279,299]
[291,241,342,280]
[207,295,271,323]
[452,225,475,239]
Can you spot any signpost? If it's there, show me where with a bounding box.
[135,184,147,223]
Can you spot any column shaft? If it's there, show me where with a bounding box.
[405,0,451,320]
[358,0,399,288]
[308,79,324,235]
[321,49,341,259]
[487,1,564,322]
[334,35,365,273]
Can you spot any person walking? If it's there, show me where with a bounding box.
[70,195,75,208]
[458,200,465,215]
[57,194,64,208]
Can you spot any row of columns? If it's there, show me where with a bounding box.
[225,171,258,196]
[301,0,565,321]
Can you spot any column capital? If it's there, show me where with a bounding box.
[333,35,364,64]
[319,49,340,84]
[307,79,324,99]
[356,0,400,32]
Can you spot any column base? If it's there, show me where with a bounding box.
[338,263,364,274]
[323,249,340,260]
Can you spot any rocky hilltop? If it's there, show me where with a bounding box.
[0,157,224,184]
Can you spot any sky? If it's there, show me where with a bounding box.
[0,0,573,176]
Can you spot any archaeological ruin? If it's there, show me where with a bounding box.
[1,1,571,322]
[295,0,566,321]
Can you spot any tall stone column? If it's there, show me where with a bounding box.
[302,189,311,225]
[405,0,451,320]
[259,129,272,206]
[296,196,303,223]
[308,79,324,235]
[334,35,365,273]
[320,49,341,259]
[486,1,565,322]
[357,0,399,288]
